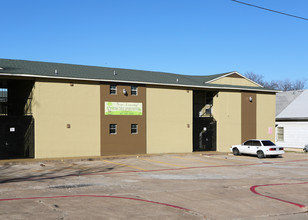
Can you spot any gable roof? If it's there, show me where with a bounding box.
[205,72,263,87]
[276,90,308,120]
[0,59,276,92]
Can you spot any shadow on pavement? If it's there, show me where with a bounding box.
[0,162,118,184]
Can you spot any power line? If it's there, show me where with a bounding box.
[231,0,308,21]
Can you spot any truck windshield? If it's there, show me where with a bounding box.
[262,140,275,146]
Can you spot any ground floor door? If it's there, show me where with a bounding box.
[193,118,216,151]
[0,116,34,159]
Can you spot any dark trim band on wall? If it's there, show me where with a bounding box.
[100,84,146,155]
[241,92,256,143]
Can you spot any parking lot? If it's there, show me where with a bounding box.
[0,152,307,219]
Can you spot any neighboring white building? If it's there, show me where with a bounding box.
[276,90,308,150]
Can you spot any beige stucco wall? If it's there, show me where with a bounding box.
[210,77,260,87]
[32,81,101,158]
[256,93,276,142]
[213,91,242,152]
[146,87,193,154]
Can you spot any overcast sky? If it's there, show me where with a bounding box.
[1,0,307,82]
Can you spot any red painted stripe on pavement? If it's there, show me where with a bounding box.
[250,182,308,208]
[1,158,308,183]
[86,158,308,176]
[0,194,191,211]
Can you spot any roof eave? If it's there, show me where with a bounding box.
[276,117,308,122]
[0,72,277,93]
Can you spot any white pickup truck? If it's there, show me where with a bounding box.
[230,139,284,159]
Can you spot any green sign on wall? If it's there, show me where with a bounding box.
[105,102,143,115]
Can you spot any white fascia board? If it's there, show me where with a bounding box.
[276,117,308,121]
[205,71,237,83]
[205,71,264,88]
[0,72,277,93]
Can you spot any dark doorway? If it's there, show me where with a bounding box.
[193,90,217,151]
[0,116,34,158]
[0,79,35,159]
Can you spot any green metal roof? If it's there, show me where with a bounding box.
[0,59,276,92]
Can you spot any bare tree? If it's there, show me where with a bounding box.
[244,72,307,91]
[279,79,293,91]
[245,72,264,85]
[293,79,306,90]
[263,80,279,90]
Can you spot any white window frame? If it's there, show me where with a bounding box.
[109,124,117,134]
[0,88,8,115]
[131,124,138,134]
[131,86,138,96]
[110,85,117,95]
[277,127,284,141]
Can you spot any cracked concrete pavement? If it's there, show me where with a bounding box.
[0,152,307,219]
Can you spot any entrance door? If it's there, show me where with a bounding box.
[193,118,216,151]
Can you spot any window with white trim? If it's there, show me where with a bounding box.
[109,124,117,134]
[131,124,138,134]
[110,85,117,95]
[277,127,284,141]
[131,86,138,96]
[0,88,8,115]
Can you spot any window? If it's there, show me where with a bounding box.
[0,88,8,115]
[109,124,117,134]
[244,141,252,145]
[251,141,261,146]
[262,140,275,146]
[277,127,284,141]
[131,86,138,96]
[110,85,117,95]
[131,124,138,134]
